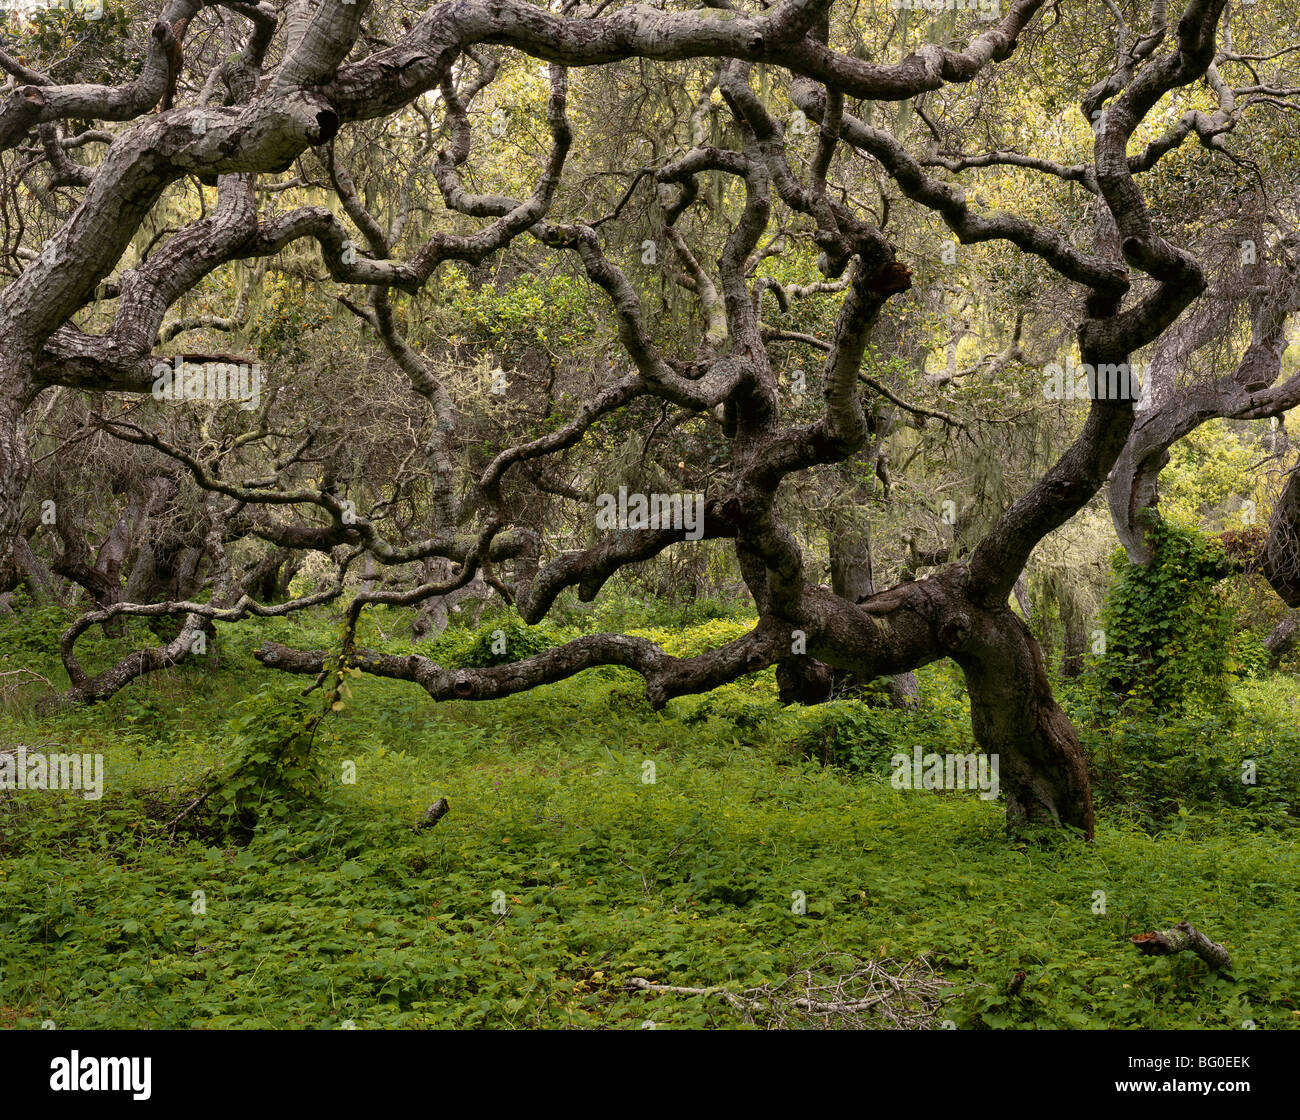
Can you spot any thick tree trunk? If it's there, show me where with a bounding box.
[1266,611,1300,670]
[361,551,380,593]
[411,565,493,641]
[955,609,1095,837]
[50,483,129,635]
[277,556,302,600]
[126,536,206,605]
[0,380,32,593]
[884,672,920,708]
[776,656,834,704]
[829,522,875,603]
[820,576,1094,836]
[244,548,298,603]
[1265,457,1300,607]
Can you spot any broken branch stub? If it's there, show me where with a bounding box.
[1131,921,1231,971]
[417,796,450,829]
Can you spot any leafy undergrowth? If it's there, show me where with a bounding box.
[0,607,1298,1029]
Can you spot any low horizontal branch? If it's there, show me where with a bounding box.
[255,623,790,708]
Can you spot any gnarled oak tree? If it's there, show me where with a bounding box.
[5,0,1300,839]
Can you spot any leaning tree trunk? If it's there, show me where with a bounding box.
[798,569,1096,837]
[955,608,1095,837]
[12,535,60,604]
[1265,455,1300,607]
[1266,610,1299,670]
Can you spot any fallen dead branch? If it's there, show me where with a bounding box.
[625,952,954,1029]
[417,797,450,829]
[1131,921,1231,971]
[0,668,53,702]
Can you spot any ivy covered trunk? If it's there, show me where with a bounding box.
[1090,516,1237,714]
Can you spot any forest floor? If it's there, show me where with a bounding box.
[1,603,1298,1029]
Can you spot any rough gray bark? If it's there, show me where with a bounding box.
[0,375,32,592]
[1265,459,1300,608]
[1060,614,1087,679]
[1108,244,1300,564]
[1132,921,1231,971]
[1265,611,1299,670]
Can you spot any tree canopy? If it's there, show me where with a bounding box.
[4,0,1300,841]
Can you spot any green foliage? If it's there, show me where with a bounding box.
[626,615,754,658]
[1085,517,1237,717]
[1076,709,1300,832]
[554,588,746,634]
[117,692,178,751]
[1234,628,1271,680]
[201,686,332,837]
[781,682,977,778]
[247,275,336,361]
[2,611,1298,1030]
[456,616,562,668]
[1,3,134,86]
[680,688,781,733]
[1161,420,1266,530]
[434,268,603,357]
[0,587,71,664]
[789,701,906,772]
